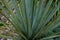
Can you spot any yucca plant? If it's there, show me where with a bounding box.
[0,0,60,40]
